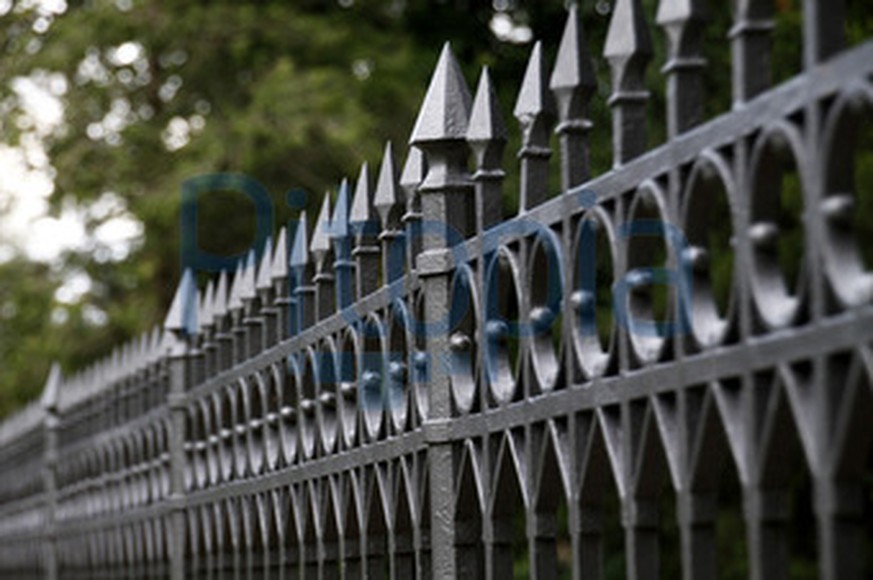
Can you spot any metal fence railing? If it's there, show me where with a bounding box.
[1,1,872,578]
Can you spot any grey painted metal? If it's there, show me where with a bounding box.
[0,3,872,579]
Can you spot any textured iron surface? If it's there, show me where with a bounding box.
[1,2,872,579]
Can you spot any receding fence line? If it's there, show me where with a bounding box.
[1,1,872,579]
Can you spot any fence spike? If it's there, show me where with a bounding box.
[310,193,333,271]
[400,146,426,272]
[347,164,380,297]
[109,347,121,384]
[551,5,597,100]
[129,333,141,371]
[290,211,310,270]
[468,66,507,231]
[400,145,426,202]
[271,226,289,281]
[656,0,707,135]
[239,250,258,302]
[605,0,653,92]
[333,178,353,242]
[605,0,653,165]
[730,0,775,103]
[136,331,149,369]
[656,0,705,28]
[332,177,357,307]
[164,268,198,336]
[212,270,229,323]
[410,42,474,236]
[515,41,557,125]
[350,165,374,235]
[227,259,245,313]
[290,210,315,330]
[41,362,61,411]
[374,141,405,283]
[516,40,556,210]
[256,236,274,292]
[468,66,508,145]
[550,0,598,186]
[374,142,402,230]
[120,340,131,372]
[410,42,472,147]
[199,279,216,332]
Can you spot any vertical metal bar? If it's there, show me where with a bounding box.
[42,365,61,580]
[803,0,845,68]
[409,42,474,579]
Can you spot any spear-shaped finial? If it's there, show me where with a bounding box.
[516,41,556,211]
[238,249,258,304]
[332,177,356,308]
[349,164,381,298]
[256,236,274,293]
[656,0,707,136]
[467,66,507,231]
[199,279,216,333]
[410,42,474,241]
[400,146,426,272]
[550,4,597,188]
[374,142,403,230]
[271,226,289,282]
[290,211,315,330]
[310,193,333,273]
[410,42,473,149]
[605,0,653,165]
[41,362,62,412]
[374,141,406,284]
[212,270,229,326]
[164,268,198,337]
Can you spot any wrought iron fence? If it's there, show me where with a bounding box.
[1,1,872,578]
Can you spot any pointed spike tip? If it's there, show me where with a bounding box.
[331,179,352,238]
[271,226,289,280]
[514,41,557,121]
[199,279,216,328]
[656,0,707,26]
[239,249,258,300]
[550,5,597,93]
[410,42,473,146]
[349,163,372,225]
[604,0,653,61]
[256,236,274,290]
[227,260,246,311]
[467,66,508,143]
[290,211,310,269]
[310,194,333,257]
[400,146,426,192]
[164,268,198,336]
[212,270,229,320]
[374,141,403,227]
[41,362,62,410]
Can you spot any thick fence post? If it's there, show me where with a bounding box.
[410,42,473,579]
[164,270,196,580]
[41,364,61,580]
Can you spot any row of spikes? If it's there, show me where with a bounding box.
[56,327,170,412]
[51,0,743,413]
[0,398,45,447]
[158,0,698,351]
[162,135,415,342]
